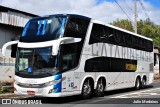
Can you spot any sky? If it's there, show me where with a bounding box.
[0,0,160,25]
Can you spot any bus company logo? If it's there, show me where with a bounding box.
[2,99,11,104]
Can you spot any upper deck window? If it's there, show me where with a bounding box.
[20,16,67,42]
[89,23,153,52]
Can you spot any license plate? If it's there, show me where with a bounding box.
[27,91,35,96]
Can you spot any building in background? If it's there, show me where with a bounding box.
[0,5,37,85]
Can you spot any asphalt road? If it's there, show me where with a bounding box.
[1,81,160,107]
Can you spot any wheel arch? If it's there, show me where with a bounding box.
[134,74,141,84]
[80,75,95,91]
[142,75,147,82]
[135,75,141,81]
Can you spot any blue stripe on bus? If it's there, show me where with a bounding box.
[22,22,30,37]
[41,19,48,35]
[57,18,66,37]
[53,74,62,93]
[36,20,43,35]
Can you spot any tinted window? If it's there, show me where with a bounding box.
[60,43,81,72]
[89,24,153,52]
[60,17,90,72]
[20,16,67,42]
[64,17,90,39]
[85,57,137,72]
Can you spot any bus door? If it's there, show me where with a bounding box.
[61,54,75,93]
[60,43,78,93]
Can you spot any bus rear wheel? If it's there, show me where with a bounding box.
[141,78,146,89]
[135,77,141,90]
[81,79,93,99]
[94,79,105,97]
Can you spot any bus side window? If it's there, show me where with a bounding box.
[85,57,110,72]
[89,24,105,44]
[60,43,78,72]
[62,54,75,71]
[64,17,89,39]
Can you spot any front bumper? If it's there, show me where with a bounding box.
[14,84,61,97]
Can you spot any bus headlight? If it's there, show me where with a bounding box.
[44,79,61,87]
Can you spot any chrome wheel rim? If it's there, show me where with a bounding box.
[142,80,146,86]
[83,81,91,95]
[97,82,104,93]
[137,80,140,89]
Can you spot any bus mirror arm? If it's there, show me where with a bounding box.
[60,37,81,44]
[52,37,81,55]
[1,40,18,56]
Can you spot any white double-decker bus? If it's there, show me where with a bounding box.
[2,14,154,99]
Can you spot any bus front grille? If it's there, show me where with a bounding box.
[17,83,45,88]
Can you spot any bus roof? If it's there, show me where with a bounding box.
[91,19,153,41]
[30,14,91,23]
[29,14,152,41]
[43,14,91,20]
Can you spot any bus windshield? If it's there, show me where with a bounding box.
[15,47,60,78]
[20,16,67,42]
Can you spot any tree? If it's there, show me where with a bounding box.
[110,19,134,32]
[110,19,160,46]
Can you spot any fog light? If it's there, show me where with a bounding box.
[48,89,57,94]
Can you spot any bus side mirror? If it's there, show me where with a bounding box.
[52,37,81,55]
[2,41,18,57]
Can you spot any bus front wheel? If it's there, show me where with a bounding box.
[81,79,93,99]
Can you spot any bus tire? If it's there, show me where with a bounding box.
[141,77,146,89]
[135,77,141,90]
[94,78,105,97]
[81,79,93,99]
